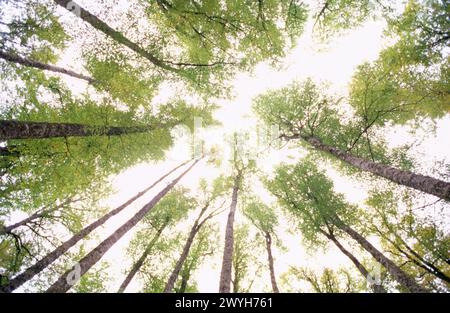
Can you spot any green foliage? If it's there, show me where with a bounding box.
[282,266,365,292]
[266,159,358,249]
[244,199,278,235]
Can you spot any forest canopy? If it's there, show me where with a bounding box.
[0,0,449,294]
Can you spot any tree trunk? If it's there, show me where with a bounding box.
[0,197,78,235]
[336,219,428,293]
[219,171,241,293]
[264,232,280,293]
[178,267,191,293]
[53,0,179,73]
[0,159,190,293]
[0,120,163,140]
[164,205,208,293]
[45,158,200,293]
[302,135,450,201]
[0,50,95,83]
[117,225,165,293]
[327,232,387,293]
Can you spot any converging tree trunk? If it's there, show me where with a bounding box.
[0,51,95,83]
[326,232,387,293]
[53,0,179,73]
[300,135,450,201]
[117,225,166,293]
[0,120,165,140]
[264,232,280,293]
[219,171,242,293]
[335,218,428,293]
[164,203,210,293]
[45,158,201,293]
[0,159,190,293]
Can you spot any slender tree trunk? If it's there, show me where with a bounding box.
[178,267,191,293]
[164,206,207,293]
[0,50,95,83]
[300,135,450,201]
[117,225,165,293]
[264,232,280,293]
[0,120,163,140]
[45,158,200,293]
[53,0,179,73]
[219,171,241,293]
[327,232,387,293]
[335,219,428,293]
[0,159,190,293]
[0,197,78,235]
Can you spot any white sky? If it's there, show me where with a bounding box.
[4,0,450,293]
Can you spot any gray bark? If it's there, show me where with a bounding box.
[302,135,450,201]
[327,232,387,293]
[0,50,95,83]
[265,232,280,293]
[0,120,160,140]
[53,0,179,73]
[219,172,241,293]
[336,219,428,293]
[117,225,165,293]
[45,158,200,293]
[0,159,190,293]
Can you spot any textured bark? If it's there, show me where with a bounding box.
[53,0,179,73]
[219,172,241,293]
[0,50,95,83]
[164,205,207,293]
[264,232,280,293]
[45,158,200,293]
[327,232,386,293]
[0,159,190,293]
[0,197,77,235]
[0,120,160,140]
[117,225,165,293]
[302,135,450,201]
[336,220,428,293]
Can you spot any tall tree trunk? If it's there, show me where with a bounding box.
[53,0,179,73]
[117,225,166,293]
[300,135,450,201]
[178,265,191,293]
[219,171,242,293]
[326,232,387,293]
[0,159,190,293]
[45,158,200,293]
[264,232,280,293]
[335,219,428,293]
[0,50,95,83]
[0,197,79,235]
[164,204,208,293]
[0,120,164,140]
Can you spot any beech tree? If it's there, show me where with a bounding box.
[253,79,450,201]
[266,159,427,292]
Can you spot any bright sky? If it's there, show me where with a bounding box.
[6,0,450,292]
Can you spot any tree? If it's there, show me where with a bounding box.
[164,177,228,293]
[118,188,196,292]
[284,266,364,293]
[365,189,450,290]
[253,79,450,201]
[0,51,94,83]
[231,224,264,293]
[266,159,428,292]
[218,133,256,293]
[44,157,201,292]
[0,159,192,292]
[244,199,281,292]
